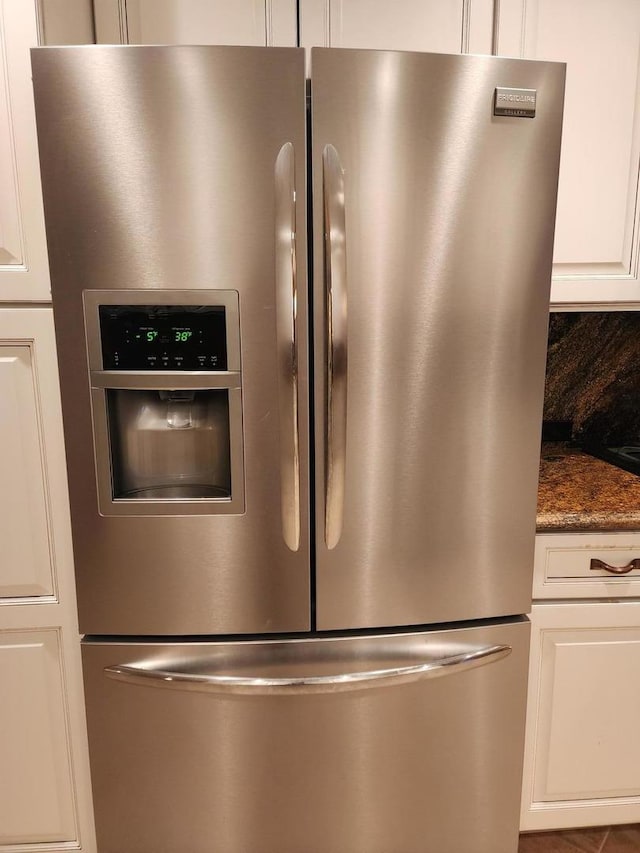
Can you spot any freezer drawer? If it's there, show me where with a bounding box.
[82,619,529,853]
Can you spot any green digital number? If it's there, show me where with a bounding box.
[175,331,193,342]
[146,330,158,342]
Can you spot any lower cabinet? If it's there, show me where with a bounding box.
[0,630,76,846]
[0,308,95,853]
[521,600,640,830]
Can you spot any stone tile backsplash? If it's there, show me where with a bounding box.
[543,312,640,446]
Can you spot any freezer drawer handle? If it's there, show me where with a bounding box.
[103,644,511,695]
[323,144,347,550]
[590,557,640,575]
[275,142,301,551]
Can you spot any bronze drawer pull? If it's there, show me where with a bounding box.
[590,558,640,575]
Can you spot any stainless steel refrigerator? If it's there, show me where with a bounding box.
[31,45,564,853]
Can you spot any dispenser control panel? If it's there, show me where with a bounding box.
[99,305,228,370]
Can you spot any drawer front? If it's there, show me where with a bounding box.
[83,622,528,853]
[534,534,640,599]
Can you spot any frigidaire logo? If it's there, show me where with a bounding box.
[494,87,537,118]
[497,93,535,103]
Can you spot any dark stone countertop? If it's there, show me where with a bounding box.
[537,442,640,532]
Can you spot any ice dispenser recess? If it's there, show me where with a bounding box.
[84,291,244,516]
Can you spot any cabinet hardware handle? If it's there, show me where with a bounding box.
[590,558,640,575]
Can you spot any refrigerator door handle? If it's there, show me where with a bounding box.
[103,644,511,695]
[275,142,300,551]
[323,144,348,550]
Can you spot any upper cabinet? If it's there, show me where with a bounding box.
[0,0,51,300]
[0,0,93,303]
[94,0,297,46]
[495,0,640,305]
[299,0,495,55]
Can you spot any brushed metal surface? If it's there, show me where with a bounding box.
[83,619,529,853]
[312,49,565,630]
[32,46,309,634]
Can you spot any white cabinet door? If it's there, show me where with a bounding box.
[0,0,50,300]
[300,0,494,55]
[522,601,640,830]
[496,0,640,304]
[94,0,297,46]
[0,629,76,845]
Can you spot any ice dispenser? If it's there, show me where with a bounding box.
[84,291,244,515]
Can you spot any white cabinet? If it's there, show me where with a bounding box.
[0,630,76,845]
[522,601,640,831]
[523,530,640,830]
[0,0,92,302]
[0,309,96,853]
[495,0,640,305]
[0,0,50,300]
[94,0,297,46]
[299,0,494,55]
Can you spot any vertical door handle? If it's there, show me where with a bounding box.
[275,143,300,551]
[323,144,348,550]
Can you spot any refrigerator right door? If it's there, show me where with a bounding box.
[312,49,565,630]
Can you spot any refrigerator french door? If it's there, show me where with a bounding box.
[31,45,565,853]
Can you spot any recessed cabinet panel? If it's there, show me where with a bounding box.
[300,0,494,55]
[496,0,640,295]
[94,0,297,46]
[539,629,640,800]
[0,344,53,598]
[0,630,76,844]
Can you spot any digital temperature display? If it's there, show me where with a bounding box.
[99,305,227,371]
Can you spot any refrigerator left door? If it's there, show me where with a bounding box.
[31,46,310,635]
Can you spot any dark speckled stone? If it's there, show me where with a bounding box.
[544,312,640,445]
[537,442,640,531]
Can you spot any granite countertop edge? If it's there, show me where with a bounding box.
[536,442,640,533]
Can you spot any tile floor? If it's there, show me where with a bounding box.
[518,824,640,852]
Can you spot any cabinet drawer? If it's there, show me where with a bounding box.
[534,534,640,599]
